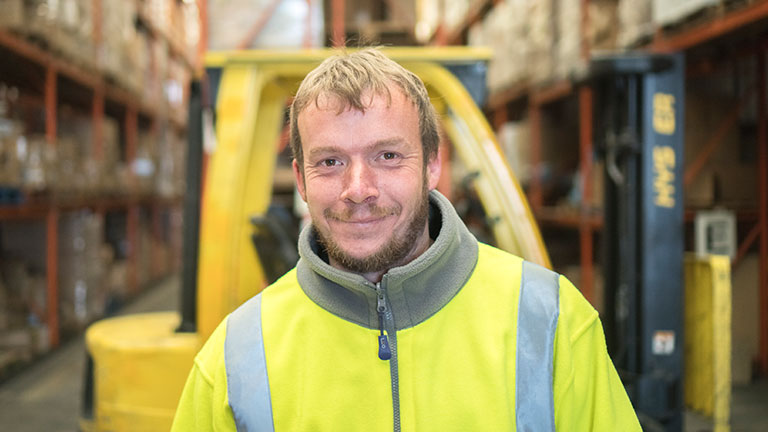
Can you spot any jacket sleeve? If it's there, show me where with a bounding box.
[171,320,237,431]
[553,276,642,431]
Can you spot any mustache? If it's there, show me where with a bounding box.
[324,203,401,222]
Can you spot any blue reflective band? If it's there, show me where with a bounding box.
[516,261,560,432]
[225,294,275,432]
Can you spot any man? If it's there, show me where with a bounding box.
[172,48,641,431]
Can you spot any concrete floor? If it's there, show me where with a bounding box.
[0,274,766,431]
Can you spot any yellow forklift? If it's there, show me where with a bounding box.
[81,48,550,431]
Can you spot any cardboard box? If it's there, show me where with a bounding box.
[618,0,654,47]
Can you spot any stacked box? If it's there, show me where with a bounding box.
[58,211,108,331]
[165,59,189,124]
[100,0,138,90]
[497,120,532,184]
[22,135,56,192]
[0,259,31,331]
[528,0,555,84]
[98,117,123,196]
[0,0,24,29]
[207,0,324,49]
[554,0,584,80]
[132,132,157,196]
[588,0,620,51]
[0,85,23,188]
[50,0,95,69]
[156,130,186,198]
[618,0,654,47]
[182,1,201,62]
[653,0,718,27]
[473,0,529,93]
[443,0,471,34]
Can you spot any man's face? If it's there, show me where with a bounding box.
[293,88,441,276]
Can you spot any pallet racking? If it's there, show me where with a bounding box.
[0,0,198,356]
[438,0,768,375]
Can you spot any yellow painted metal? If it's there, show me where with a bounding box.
[408,62,550,267]
[204,47,493,68]
[684,253,731,432]
[86,312,199,431]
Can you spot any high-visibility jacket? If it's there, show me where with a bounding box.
[172,191,641,431]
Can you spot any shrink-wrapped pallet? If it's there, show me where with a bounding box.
[589,0,619,51]
[208,0,324,49]
[443,0,472,33]
[554,0,584,80]
[528,0,555,83]
[0,87,23,188]
[58,211,108,330]
[618,0,654,47]
[0,0,24,29]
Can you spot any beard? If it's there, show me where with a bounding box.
[315,181,430,275]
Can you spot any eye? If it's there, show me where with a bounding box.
[322,159,340,167]
[382,152,398,160]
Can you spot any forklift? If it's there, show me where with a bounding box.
[80,48,551,431]
[591,53,686,431]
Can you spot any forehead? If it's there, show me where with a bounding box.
[297,87,418,136]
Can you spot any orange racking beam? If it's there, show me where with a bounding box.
[650,0,768,53]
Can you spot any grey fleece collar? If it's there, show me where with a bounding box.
[296,190,479,331]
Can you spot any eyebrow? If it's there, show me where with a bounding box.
[306,138,408,160]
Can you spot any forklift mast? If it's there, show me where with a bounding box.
[593,53,686,431]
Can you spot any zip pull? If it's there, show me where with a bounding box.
[376,284,391,360]
[378,315,392,360]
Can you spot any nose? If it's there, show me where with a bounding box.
[340,160,378,204]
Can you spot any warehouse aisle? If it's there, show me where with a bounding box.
[0,275,179,431]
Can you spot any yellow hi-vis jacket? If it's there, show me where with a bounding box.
[172,191,641,431]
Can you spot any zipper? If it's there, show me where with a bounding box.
[373,277,400,432]
[375,282,392,360]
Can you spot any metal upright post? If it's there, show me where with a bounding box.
[126,106,139,294]
[579,87,594,302]
[45,65,59,348]
[332,0,345,47]
[757,44,768,375]
[529,102,543,211]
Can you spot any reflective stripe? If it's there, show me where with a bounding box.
[225,294,275,432]
[516,261,560,432]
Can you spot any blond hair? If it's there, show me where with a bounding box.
[289,48,440,171]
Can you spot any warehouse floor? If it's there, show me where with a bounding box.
[0,274,766,431]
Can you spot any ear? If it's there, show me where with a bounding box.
[292,159,307,202]
[426,149,442,191]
